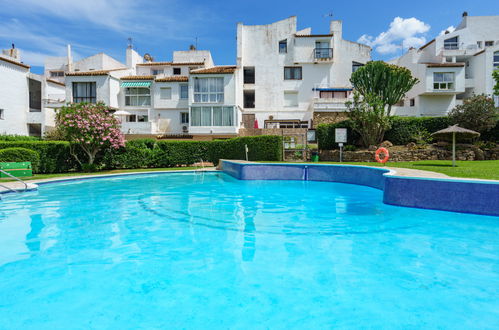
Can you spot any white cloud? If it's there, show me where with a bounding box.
[358,17,430,55]
[439,26,456,36]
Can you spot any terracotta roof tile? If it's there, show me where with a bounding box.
[155,76,189,82]
[121,75,155,80]
[294,34,333,38]
[46,79,65,86]
[474,49,486,56]
[66,70,111,76]
[190,66,237,74]
[0,56,30,69]
[137,61,205,66]
[171,62,205,66]
[419,39,435,50]
[425,62,465,67]
[137,62,172,66]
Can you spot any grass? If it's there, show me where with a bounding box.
[262,160,499,180]
[1,167,200,182]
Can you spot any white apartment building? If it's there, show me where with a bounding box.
[391,13,499,116]
[0,47,65,137]
[236,16,371,129]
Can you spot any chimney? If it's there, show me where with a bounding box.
[126,46,143,68]
[67,44,73,72]
[3,43,21,61]
[330,20,342,40]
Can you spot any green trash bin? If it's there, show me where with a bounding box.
[311,152,319,162]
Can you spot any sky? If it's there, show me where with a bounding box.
[1,0,498,74]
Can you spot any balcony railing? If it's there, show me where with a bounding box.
[443,42,459,50]
[314,48,333,59]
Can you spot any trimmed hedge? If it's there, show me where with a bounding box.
[0,141,74,173]
[317,117,454,149]
[103,135,283,169]
[0,134,40,141]
[0,147,40,172]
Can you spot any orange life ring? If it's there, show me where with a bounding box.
[375,147,390,164]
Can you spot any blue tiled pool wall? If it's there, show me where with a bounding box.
[221,161,499,216]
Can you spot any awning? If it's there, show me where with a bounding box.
[312,87,353,92]
[120,81,151,87]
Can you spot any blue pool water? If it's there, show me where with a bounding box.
[0,172,498,329]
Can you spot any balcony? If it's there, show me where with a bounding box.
[439,43,479,56]
[313,98,349,112]
[314,48,333,60]
[43,93,66,108]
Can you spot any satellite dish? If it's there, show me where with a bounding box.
[143,53,154,62]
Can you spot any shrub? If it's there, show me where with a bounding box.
[0,141,74,173]
[316,121,360,150]
[207,136,283,165]
[0,134,40,141]
[448,94,498,133]
[0,147,40,172]
[152,141,211,167]
[481,121,499,142]
[384,117,451,145]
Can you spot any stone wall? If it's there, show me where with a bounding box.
[239,128,308,136]
[319,145,499,162]
[312,112,348,126]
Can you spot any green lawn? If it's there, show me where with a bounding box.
[1,167,200,182]
[299,160,499,180]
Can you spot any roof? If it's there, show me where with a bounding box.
[46,79,65,86]
[121,75,155,80]
[155,76,189,82]
[425,62,465,67]
[190,66,237,74]
[419,39,435,50]
[66,70,111,76]
[294,34,333,38]
[137,62,172,66]
[474,49,486,56]
[0,56,30,69]
[137,61,205,66]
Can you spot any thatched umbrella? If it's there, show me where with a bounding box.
[432,124,480,167]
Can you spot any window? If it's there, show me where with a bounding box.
[352,62,364,73]
[477,41,482,48]
[50,71,64,77]
[173,68,181,75]
[485,41,494,47]
[0,109,4,120]
[125,87,151,106]
[180,112,189,124]
[279,40,287,53]
[27,123,41,137]
[190,106,234,126]
[152,69,164,75]
[73,82,96,103]
[137,115,148,122]
[126,115,137,122]
[193,77,224,103]
[433,72,455,90]
[494,51,499,69]
[244,90,255,108]
[243,67,255,84]
[410,98,415,107]
[444,36,459,50]
[180,84,188,99]
[315,41,332,59]
[160,87,172,100]
[284,67,302,80]
[284,91,298,107]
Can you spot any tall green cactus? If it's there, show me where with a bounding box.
[350,61,419,116]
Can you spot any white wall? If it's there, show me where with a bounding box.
[0,60,29,135]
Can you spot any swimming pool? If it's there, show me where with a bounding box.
[0,172,498,328]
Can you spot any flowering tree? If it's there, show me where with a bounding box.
[56,102,125,166]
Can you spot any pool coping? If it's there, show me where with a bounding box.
[219,160,499,216]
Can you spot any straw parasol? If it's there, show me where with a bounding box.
[431,124,480,167]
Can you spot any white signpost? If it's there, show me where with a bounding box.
[335,128,347,162]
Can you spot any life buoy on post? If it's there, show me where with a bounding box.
[375,147,390,164]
